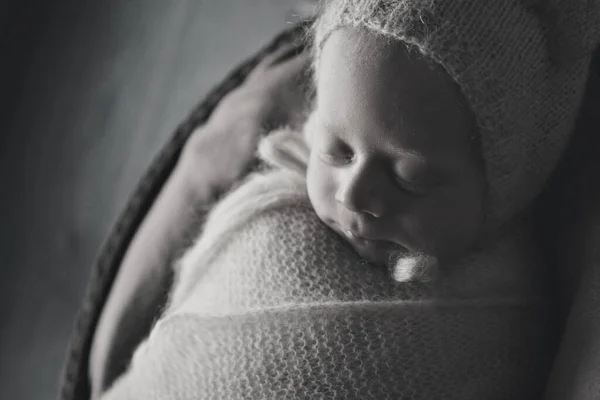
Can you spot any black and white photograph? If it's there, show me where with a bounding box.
[1,1,599,399]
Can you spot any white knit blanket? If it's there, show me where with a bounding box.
[103,170,556,399]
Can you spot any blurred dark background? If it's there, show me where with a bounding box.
[0,1,304,398]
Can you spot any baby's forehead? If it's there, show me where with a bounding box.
[320,29,450,91]
[318,29,471,127]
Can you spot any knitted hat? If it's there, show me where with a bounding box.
[313,0,600,228]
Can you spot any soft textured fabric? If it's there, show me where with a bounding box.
[313,0,600,228]
[102,169,557,399]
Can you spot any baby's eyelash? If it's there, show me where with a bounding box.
[318,151,354,165]
[393,174,429,196]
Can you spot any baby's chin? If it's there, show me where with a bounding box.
[316,214,439,283]
[336,231,439,283]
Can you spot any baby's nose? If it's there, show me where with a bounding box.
[335,166,385,217]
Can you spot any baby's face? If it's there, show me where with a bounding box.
[306,28,486,266]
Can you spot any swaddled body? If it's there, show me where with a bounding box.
[102,168,555,400]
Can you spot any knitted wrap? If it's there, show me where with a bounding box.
[102,170,556,399]
[313,0,600,227]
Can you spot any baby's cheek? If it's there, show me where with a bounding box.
[306,155,336,219]
[431,190,484,259]
[391,203,442,255]
[392,188,481,260]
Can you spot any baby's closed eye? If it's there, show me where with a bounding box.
[316,137,354,165]
[391,163,444,195]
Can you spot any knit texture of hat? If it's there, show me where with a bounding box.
[314,0,600,228]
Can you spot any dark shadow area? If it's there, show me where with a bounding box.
[0,0,53,130]
[0,1,298,398]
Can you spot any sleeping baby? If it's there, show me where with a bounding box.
[102,0,600,399]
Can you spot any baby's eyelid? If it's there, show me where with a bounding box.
[317,137,355,163]
[319,151,354,165]
[392,171,429,195]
